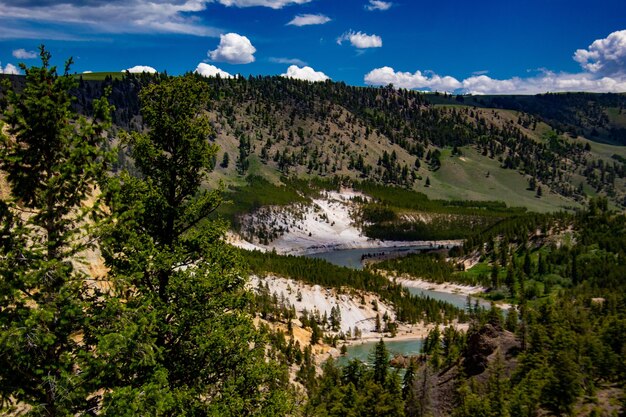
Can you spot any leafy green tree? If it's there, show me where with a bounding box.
[0,46,112,415]
[99,75,293,415]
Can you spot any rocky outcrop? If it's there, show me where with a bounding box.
[463,323,520,377]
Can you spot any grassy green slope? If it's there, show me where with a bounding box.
[419,147,579,212]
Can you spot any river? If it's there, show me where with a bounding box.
[337,339,424,365]
[304,245,431,270]
[303,246,489,362]
[304,245,487,310]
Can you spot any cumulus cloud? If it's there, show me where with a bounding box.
[195,62,233,78]
[216,0,312,8]
[0,0,220,37]
[209,33,256,64]
[365,30,626,94]
[461,72,626,95]
[270,57,307,66]
[83,71,93,73]
[337,31,382,49]
[12,48,37,59]
[123,65,157,73]
[364,66,626,95]
[281,65,329,82]
[365,0,392,11]
[364,67,461,91]
[0,62,20,74]
[574,29,626,77]
[287,13,331,26]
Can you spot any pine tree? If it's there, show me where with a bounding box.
[0,46,113,415]
[99,75,293,414]
[487,351,510,417]
[523,251,532,276]
[372,339,389,385]
[220,151,230,168]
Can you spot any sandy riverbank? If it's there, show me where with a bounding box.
[392,277,514,310]
[393,277,486,297]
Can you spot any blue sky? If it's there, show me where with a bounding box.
[1,0,626,94]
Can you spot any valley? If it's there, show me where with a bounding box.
[1,68,625,416]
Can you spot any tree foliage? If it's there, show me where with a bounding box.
[0,46,112,415]
[98,75,294,414]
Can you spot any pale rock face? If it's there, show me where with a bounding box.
[251,275,394,337]
[231,189,449,255]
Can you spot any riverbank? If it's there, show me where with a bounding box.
[393,277,486,297]
[391,276,513,311]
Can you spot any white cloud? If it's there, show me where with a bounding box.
[216,0,312,8]
[364,30,626,94]
[270,57,307,66]
[364,66,461,91]
[12,48,37,59]
[365,0,392,11]
[123,65,157,73]
[281,65,329,82]
[83,70,93,73]
[0,1,220,37]
[364,66,626,95]
[287,13,331,26]
[337,31,382,49]
[195,62,233,78]
[574,29,626,77]
[461,72,626,95]
[0,62,20,75]
[209,32,256,64]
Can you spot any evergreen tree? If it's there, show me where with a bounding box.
[523,251,532,277]
[220,151,230,168]
[543,350,581,416]
[487,352,510,417]
[99,75,293,414]
[0,46,113,415]
[402,359,416,400]
[372,339,389,385]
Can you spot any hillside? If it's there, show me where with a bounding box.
[4,73,624,213]
[429,92,626,145]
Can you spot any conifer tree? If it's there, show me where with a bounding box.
[0,46,112,415]
[372,339,389,385]
[98,75,293,415]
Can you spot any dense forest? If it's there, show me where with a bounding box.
[304,200,626,416]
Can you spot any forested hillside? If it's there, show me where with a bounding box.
[429,92,626,145]
[305,200,626,416]
[4,72,624,211]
